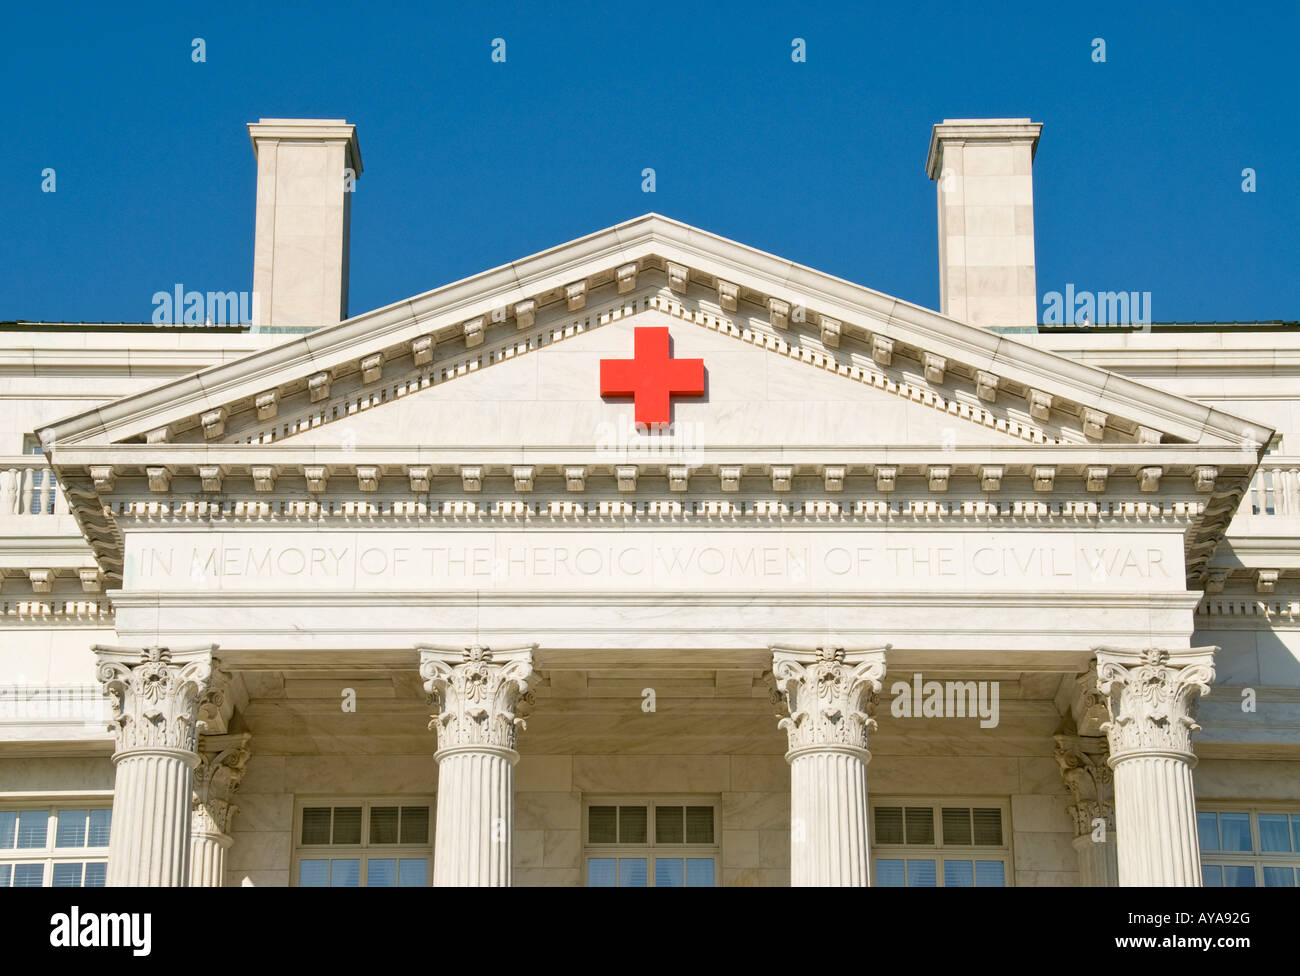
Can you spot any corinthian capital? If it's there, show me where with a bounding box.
[193,732,252,836]
[93,644,217,755]
[1054,734,1114,837]
[770,645,889,756]
[418,644,536,753]
[1093,646,1217,762]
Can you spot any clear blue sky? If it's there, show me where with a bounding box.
[2,0,1296,324]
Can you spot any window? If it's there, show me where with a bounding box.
[0,805,111,887]
[584,799,718,887]
[871,800,1011,886]
[1199,808,1300,886]
[292,798,432,887]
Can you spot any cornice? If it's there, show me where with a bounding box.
[48,454,1250,591]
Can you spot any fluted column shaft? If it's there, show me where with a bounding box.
[419,644,535,888]
[190,828,232,888]
[1111,754,1201,885]
[94,643,216,887]
[107,749,197,886]
[788,746,871,885]
[432,746,517,886]
[771,645,888,887]
[1072,833,1120,886]
[1094,645,1217,887]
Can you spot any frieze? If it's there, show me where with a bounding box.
[122,529,1185,593]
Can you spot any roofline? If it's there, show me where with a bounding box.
[40,213,1276,452]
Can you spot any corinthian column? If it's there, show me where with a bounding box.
[770,644,889,887]
[1093,645,1217,887]
[94,644,216,886]
[419,644,535,887]
[1054,734,1118,886]
[190,732,252,887]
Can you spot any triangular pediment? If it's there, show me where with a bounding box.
[42,214,1270,455]
[40,215,1273,591]
[254,307,1039,453]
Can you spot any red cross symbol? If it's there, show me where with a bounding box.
[599,326,705,427]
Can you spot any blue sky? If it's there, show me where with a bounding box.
[1,1,1296,324]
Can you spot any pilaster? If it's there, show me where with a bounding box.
[190,731,252,887]
[1054,733,1118,886]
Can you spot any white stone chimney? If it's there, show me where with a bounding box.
[925,119,1041,330]
[248,119,363,330]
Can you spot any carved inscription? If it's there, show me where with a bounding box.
[123,531,1183,593]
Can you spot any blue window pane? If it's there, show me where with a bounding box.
[87,811,111,848]
[587,857,616,887]
[83,862,106,887]
[618,858,647,887]
[655,857,684,887]
[51,863,83,887]
[1263,866,1295,887]
[1224,864,1255,886]
[975,861,1006,887]
[907,859,937,887]
[1202,865,1223,886]
[330,858,360,887]
[55,810,87,848]
[1196,812,1219,851]
[1220,813,1252,852]
[876,859,905,886]
[944,860,974,887]
[398,859,427,887]
[13,863,44,886]
[1293,816,1300,854]
[0,812,17,849]
[17,810,47,849]
[685,858,714,887]
[0,865,9,886]
[1259,815,1291,852]
[298,859,329,887]
[367,858,397,887]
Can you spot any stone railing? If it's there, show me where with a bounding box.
[1244,458,1300,517]
[0,457,66,516]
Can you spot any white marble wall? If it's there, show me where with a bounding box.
[220,692,1088,887]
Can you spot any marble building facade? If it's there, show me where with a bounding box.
[1,118,1297,887]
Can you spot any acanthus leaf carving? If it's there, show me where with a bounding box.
[770,645,889,755]
[93,644,217,755]
[192,732,252,836]
[418,644,536,753]
[1093,646,1217,761]
[1054,733,1114,837]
